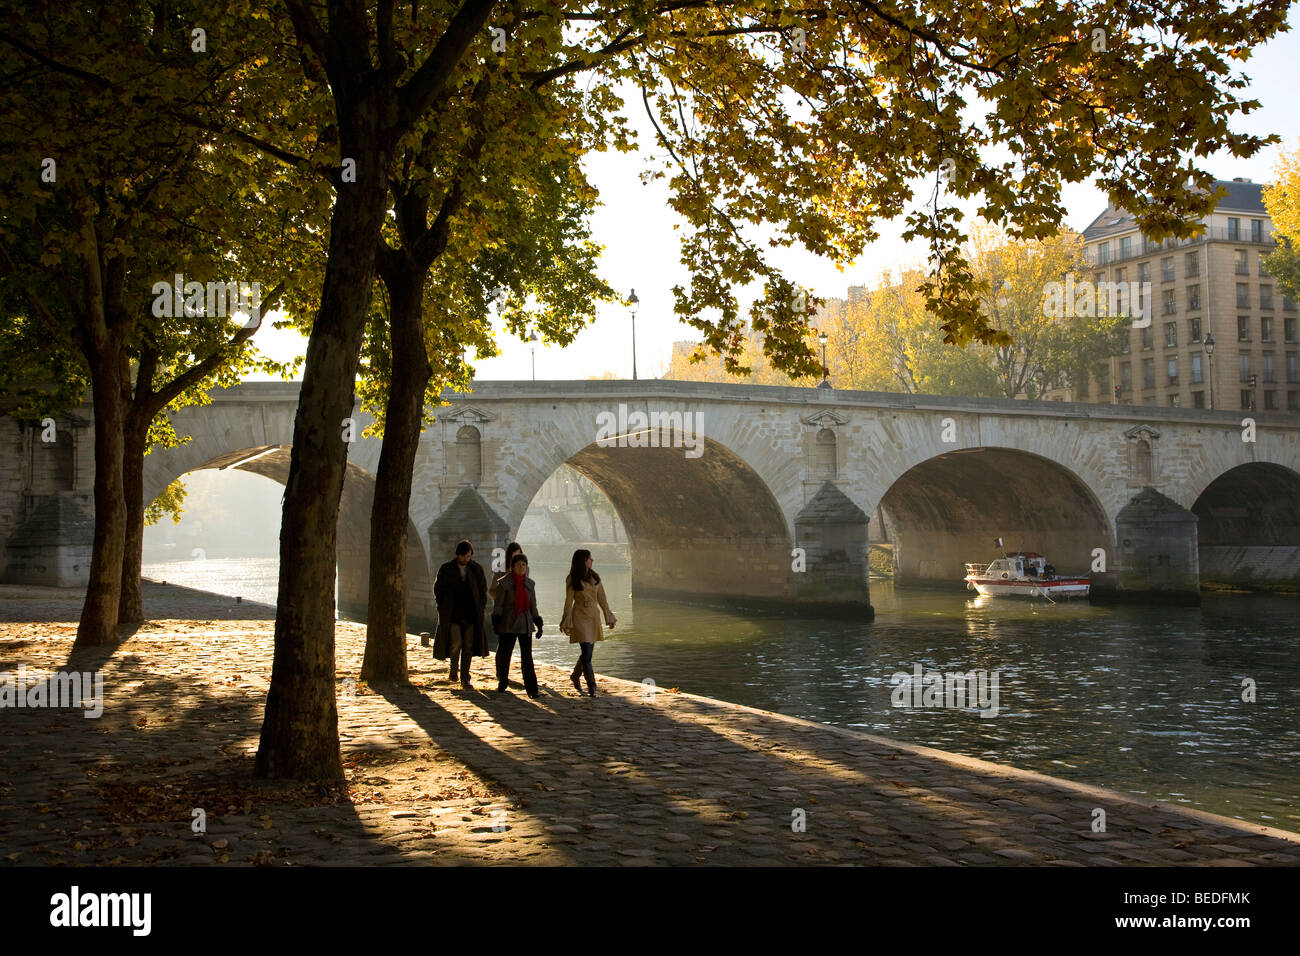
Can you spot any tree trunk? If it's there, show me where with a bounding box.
[361,268,431,683]
[75,359,128,647]
[254,147,387,782]
[117,413,149,626]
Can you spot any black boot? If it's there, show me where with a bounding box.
[570,660,584,695]
[583,660,597,698]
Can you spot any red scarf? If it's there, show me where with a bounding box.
[512,572,529,617]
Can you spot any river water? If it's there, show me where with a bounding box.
[144,554,1300,833]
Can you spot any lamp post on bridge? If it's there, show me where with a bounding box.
[817,330,831,389]
[628,289,639,381]
[1204,332,1215,410]
[527,333,537,381]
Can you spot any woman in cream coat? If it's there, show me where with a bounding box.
[560,548,616,696]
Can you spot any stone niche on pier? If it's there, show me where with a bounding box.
[793,480,873,615]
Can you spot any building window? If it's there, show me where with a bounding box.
[1238,315,1251,341]
[1288,352,1297,384]
[1189,316,1202,342]
[1265,391,1277,410]
[1119,332,1130,354]
[1237,283,1250,308]
[1264,352,1275,384]
[1121,362,1132,391]
[1097,242,1110,264]
[1114,266,1127,285]
[1162,289,1177,315]
[1142,358,1155,389]
[1191,354,1204,384]
[1138,262,1151,284]
[1251,219,1263,243]
[1120,236,1132,259]
[1168,394,1181,407]
[1167,357,1179,385]
[1288,316,1297,343]
[1289,391,1300,411]
[1141,326,1154,350]
[1286,295,1298,313]
[1228,217,1241,240]
[1192,390,1205,408]
[1095,364,1110,396]
[1260,254,1269,277]
[1187,286,1201,312]
[1185,252,1200,278]
[1235,249,1249,275]
[1241,390,1253,410]
[1262,315,1274,342]
[1261,285,1274,310]
[1239,353,1251,382]
[1164,322,1178,348]
[1162,257,1174,282]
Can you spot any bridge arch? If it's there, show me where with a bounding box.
[874,447,1113,587]
[1193,462,1300,589]
[142,442,435,631]
[560,436,793,604]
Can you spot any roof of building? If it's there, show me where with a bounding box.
[1082,179,1267,241]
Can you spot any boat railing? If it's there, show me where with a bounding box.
[963,562,989,576]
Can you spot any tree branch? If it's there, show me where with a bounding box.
[398,0,498,127]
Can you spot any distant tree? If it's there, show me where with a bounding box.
[1264,141,1300,301]
[967,227,1127,400]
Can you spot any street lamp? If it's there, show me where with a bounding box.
[628,289,639,381]
[1204,332,1215,410]
[527,333,538,381]
[817,330,831,389]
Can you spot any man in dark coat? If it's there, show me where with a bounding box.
[432,539,489,688]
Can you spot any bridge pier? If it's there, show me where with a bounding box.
[791,481,873,614]
[1090,488,1201,604]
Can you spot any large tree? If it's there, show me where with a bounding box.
[0,1,316,644]
[357,121,611,681]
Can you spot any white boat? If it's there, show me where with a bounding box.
[963,551,1089,599]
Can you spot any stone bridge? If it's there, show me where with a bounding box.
[5,380,1300,627]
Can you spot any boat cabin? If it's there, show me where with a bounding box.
[975,553,1055,580]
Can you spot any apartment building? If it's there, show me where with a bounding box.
[1046,179,1297,412]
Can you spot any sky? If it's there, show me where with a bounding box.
[248,13,1300,384]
